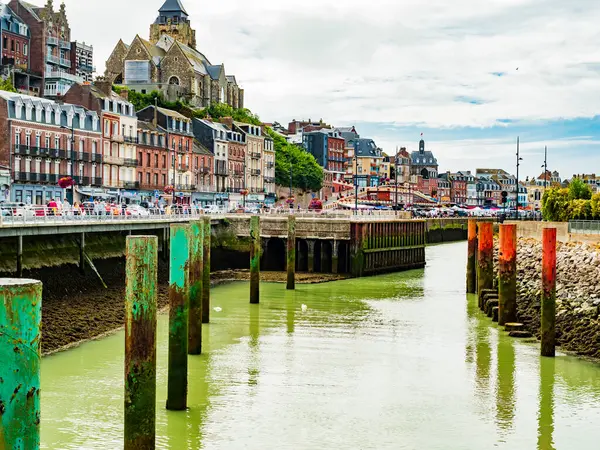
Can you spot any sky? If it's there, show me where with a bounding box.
[59,0,600,180]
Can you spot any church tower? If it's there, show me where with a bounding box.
[150,0,197,49]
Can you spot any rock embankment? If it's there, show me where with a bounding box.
[515,238,600,358]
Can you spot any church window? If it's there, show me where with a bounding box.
[169,76,180,85]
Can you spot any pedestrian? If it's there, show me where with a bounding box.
[47,198,57,216]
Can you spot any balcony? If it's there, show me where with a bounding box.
[123,158,139,167]
[91,177,102,186]
[79,64,95,72]
[199,167,211,174]
[92,154,103,164]
[75,152,91,162]
[177,164,190,172]
[123,181,140,189]
[251,169,261,176]
[251,152,261,160]
[47,37,58,46]
[175,184,196,191]
[124,136,138,144]
[266,162,274,169]
[264,176,276,183]
[59,40,71,50]
[14,145,71,160]
[103,155,124,165]
[46,54,60,65]
[45,70,83,84]
[110,134,124,143]
[59,58,71,68]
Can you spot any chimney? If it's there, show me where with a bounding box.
[93,77,112,96]
[220,116,233,129]
[153,101,158,127]
[119,88,129,101]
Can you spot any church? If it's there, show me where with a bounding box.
[104,0,243,109]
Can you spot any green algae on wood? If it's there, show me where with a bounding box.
[188,221,204,355]
[124,236,158,450]
[0,278,42,450]
[167,224,190,410]
[287,216,296,290]
[202,217,211,324]
[250,216,261,304]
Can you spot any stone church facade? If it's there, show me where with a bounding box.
[104,0,243,109]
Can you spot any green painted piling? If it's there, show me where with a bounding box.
[124,236,158,450]
[0,278,42,450]
[286,215,296,290]
[202,217,211,324]
[188,221,204,355]
[250,216,261,304]
[166,224,190,411]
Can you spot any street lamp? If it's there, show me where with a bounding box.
[394,152,399,214]
[542,145,548,190]
[515,136,523,220]
[354,154,358,215]
[60,123,75,203]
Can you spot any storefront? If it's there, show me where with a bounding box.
[247,193,265,209]
[76,187,110,202]
[265,193,277,206]
[0,169,10,202]
[229,193,242,210]
[12,184,64,205]
[192,192,214,206]
[214,193,229,209]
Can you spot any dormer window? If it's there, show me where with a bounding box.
[15,101,23,118]
[25,104,32,121]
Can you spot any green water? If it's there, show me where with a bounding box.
[40,242,600,449]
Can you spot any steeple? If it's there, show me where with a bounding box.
[150,0,196,48]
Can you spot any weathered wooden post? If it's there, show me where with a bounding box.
[250,215,261,304]
[202,217,211,324]
[125,236,158,450]
[166,224,190,410]
[0,278,42,449]
[541,228,557,357]
[477,222,494,310]
[188,221,204,355]
[287,215,296,290]
[498,224,517,326]
[466,219,477,293]
[307,240,315,273]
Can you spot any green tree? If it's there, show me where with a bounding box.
[0,78,17,93]
[568,177,592,200]
[542,188,569,221]
[591,193,600,219]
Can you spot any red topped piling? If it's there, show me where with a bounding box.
[498,224,517,326]
[541,228,557,357]
[466,220,477,293]
[477,222,494,310]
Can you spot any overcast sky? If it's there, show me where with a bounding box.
[61,0,600,180]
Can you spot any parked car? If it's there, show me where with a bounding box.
[126,204,150,217]
[0,202,33,217]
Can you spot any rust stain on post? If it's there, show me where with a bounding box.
[166,224,190,410]
[541,228,557,357]
[0,278,42,450]
[124,236,158,449]
[477,222,494,310]
[466,220,477,293]
[188,221,203,355]
[498,224,517,326]
[250,216,261,304]
[202,217,211,324]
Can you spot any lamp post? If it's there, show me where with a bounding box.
[289,163,293,210]
[60,123,75,203]
[515,137,523,220]
[354,154,358,215]
[394,152,399,213]
[542,145,548,190]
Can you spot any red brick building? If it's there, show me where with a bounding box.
[227,127,246,191]
[327,134,345,176]
[136,120,168,199]
[0,91,102,204]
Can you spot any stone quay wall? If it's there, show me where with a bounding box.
[511,238,600,358]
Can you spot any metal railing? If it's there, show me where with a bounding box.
[569,220,600,234]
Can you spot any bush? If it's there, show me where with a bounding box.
[543,187,597,221]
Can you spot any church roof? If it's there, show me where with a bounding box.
[410,150,438,166]
[207,65,223,80]
[159,0,188,15]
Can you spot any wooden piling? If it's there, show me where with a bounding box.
[166,224,190,410]
[466,220,477,293]
[0,278,42,449]
[477,222,494,310]
[188,221,204,355]
[541,228,557,357]
[286,215,296,290]
[250,216,261,304]
[498,224,517,326]
[124,236,158,449]
[202,217,211,324]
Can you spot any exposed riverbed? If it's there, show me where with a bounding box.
[39,242,600,449]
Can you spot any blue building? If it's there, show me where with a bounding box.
[303,130,328,168]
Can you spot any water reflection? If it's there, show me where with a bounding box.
[538,357,556,450]
[248,305,260,387]
[495,335,516,432]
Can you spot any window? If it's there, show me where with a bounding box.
[112,122,118,136]
[104,120,110,137]
[146,173,150,184]
[162,174,166,185]
[154,174,158,185]
[2,37,6,49]
[154,154,158,168]
[147,153,151,166]
[24,44,28,56]
[124,60,150,83]
[139,152,143,164]
[16,42,19,54]
[92,141,97,154]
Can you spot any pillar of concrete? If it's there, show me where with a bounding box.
[0,278,42,449]
[188,221,204,355]
[477,222,494,310]
[541,228,557,357]
[124,236,158,449]
[498,224,517,326]
[79,232,86,274]
[287,216,296,290]
[332,240,340,274]
[16,235,23,277]
[166,224,190,411]
[307,240,316,273]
